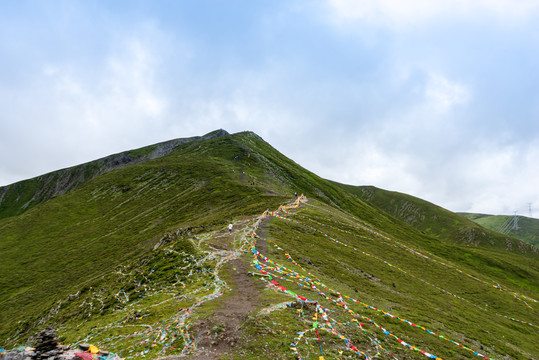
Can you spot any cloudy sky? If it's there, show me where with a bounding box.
[1,0,538,217]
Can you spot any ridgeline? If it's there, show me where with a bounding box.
[459,213,539,248]
[1,131,537,359]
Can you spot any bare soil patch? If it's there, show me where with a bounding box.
[188,218,272,359]
[255,216,272,255]
[189,257,261,359]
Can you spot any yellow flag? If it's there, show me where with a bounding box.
[88,345,99,354]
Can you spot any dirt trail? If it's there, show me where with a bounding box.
[187,197,303,359]
[255,216,271,255]
[188,218,269,360]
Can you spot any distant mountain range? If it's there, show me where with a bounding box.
[1,130,537,359]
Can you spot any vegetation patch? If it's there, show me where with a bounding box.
[1,131,537,359]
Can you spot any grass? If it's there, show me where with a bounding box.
[0,133,218,221]
[1,131,538,359]
[342,184,538,254]
[461,213,539,248]
[0,133,288,343]
[235,201,538,359]
[42,231,240,359]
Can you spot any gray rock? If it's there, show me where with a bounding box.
[0,350,33,360]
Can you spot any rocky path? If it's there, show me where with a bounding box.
[188,216,270,359]
[189,258,261,359]
[186,198,306,359]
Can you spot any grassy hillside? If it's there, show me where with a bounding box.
[460,213,539,248]
[1,132,538,359]
[251,201,538,359]
[0,130,228,220]
[341,184,537,254]
[0,132,284,341]
[0,131,374,343]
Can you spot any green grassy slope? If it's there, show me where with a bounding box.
[460,213,539,248]
[1,132,538,359]
[0,130,228,220]
[244,202,538,359]
[0,132,288,342]
[0,130,383,343]
[340,184,537,254]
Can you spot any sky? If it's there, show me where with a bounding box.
[1,0,538,218]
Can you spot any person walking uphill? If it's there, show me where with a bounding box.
[228,223,233,232]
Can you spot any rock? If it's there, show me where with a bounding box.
[0,350,33,360]
[0,331,120,360]
[57,350,78,360]
[33,327,60,359]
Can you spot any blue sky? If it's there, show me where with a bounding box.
[1,0,539,217]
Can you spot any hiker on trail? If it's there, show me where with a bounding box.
[228,224,233,232]
[294,192,297,198]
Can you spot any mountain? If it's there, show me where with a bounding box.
[459,213,539,248]
[0,129,229,220]
[1,131,538,360]
[343,185,537,253]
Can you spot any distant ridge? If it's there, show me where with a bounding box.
[0,129,229,219]
[338,184,537,254]
[460,212,539,248]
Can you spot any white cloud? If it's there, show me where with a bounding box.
[307,133,539,218]
[0,34,171,186]
[361,69,469,149]
[425,72,470,114]
[2,1,537,220]
[0,30,311,186]
[456,141,539,216]
[105,39,167,118]
[326,0,539,28]
[42,37,168,145]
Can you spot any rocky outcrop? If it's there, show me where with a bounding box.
[390,199,426,226]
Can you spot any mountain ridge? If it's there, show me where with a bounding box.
[339,184,537,254]
[459,212,539,248]
[0,129,229,220]
[1,130,537,359]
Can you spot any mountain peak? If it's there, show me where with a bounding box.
[202,128,229,138]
